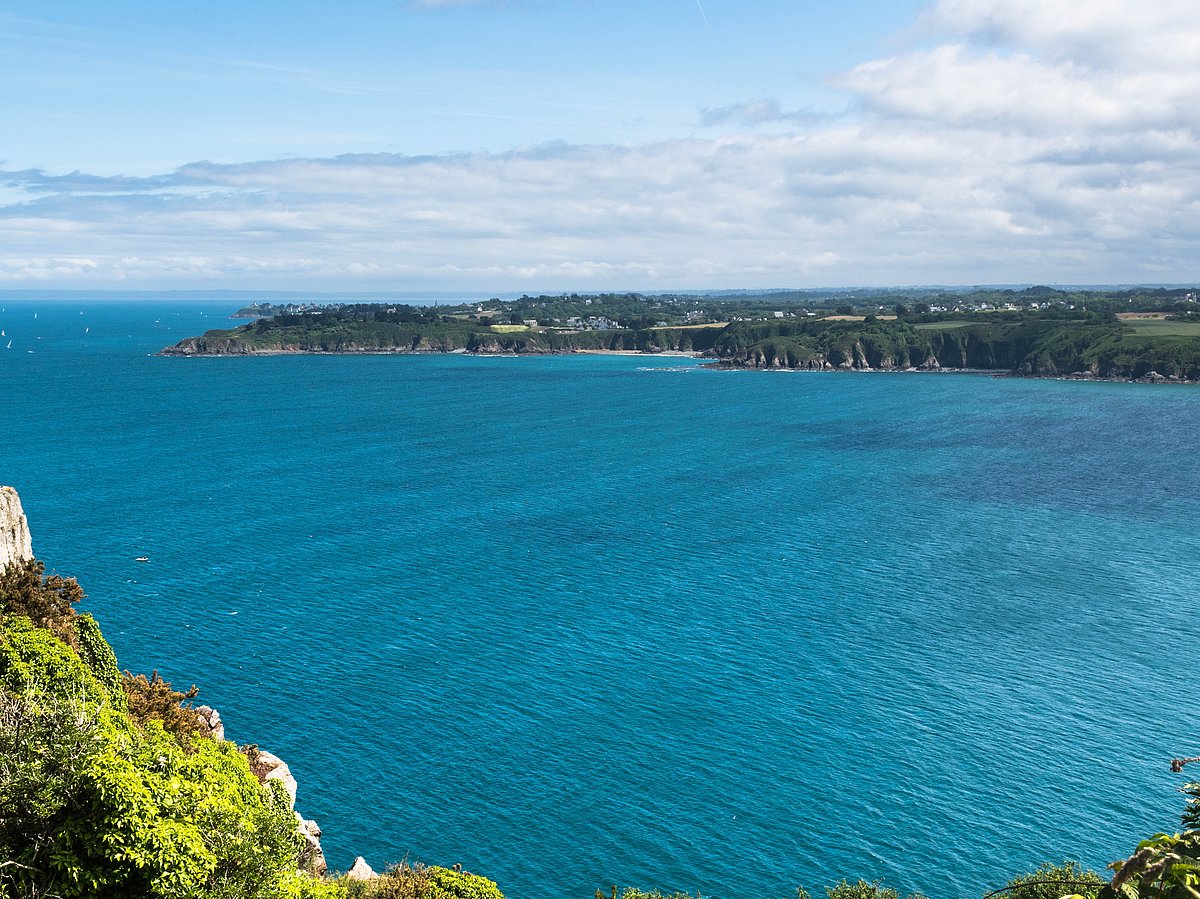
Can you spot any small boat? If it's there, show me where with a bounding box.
[135,556,149,562]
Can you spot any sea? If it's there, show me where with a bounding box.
[2,298,1198,899]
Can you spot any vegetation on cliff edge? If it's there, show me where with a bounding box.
[3,553,1199,899]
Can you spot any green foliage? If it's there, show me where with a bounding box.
[425,867,505,899]
[820,879,925,899]
[0,616,106,704]
[1182,783,1200,831]
[340,865,503,899]
[281,871,348,899]
[340,864,432,899]
[72,612,125,707]
[996,861,1104,899]
[1102,831,1200,899]
[0,561,330,899]
[0,558,85,649]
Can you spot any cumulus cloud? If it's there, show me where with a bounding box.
[2,0,1198,289]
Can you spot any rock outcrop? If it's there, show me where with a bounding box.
[246,748,328,875]
[346,857,378,881]
[0,486,33,570]
[185,733,326,875]
[195,705,225,741]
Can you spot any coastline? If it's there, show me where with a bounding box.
[158,344,1195,383]
[159,345,708,359]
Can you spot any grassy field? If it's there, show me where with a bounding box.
[914,321,970,331]
[1121,319,1200,336]
[489,324,531,333]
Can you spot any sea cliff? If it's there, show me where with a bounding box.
[161,305,1200,382]
[0,485,33,569]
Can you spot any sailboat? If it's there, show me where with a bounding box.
[4,340,11,349]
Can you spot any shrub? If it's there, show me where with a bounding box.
[996,862,1104,899]
[0,558,84,649]
[426,866,505,899]
[72,612,125,706]
[341,864,504,899]
[341,863,431,899]
[123,668,202,745]
[1105,828,1200,899]
[0,589,320,899]
[801,880,925,899]
[1183,782,1200,830]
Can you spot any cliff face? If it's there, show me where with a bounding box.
[0,486,33,570]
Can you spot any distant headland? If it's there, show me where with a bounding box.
[161,286,1200,382]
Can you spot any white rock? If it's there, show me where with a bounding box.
[194,705,225,742]
[254,750,298,807]
[346,857,377,881]
[0,486,33,570]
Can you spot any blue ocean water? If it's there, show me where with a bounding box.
[2,299,1199,899]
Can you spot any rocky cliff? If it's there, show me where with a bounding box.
[0,486,33,570]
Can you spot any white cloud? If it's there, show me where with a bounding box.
[2,0,1198,290]
[699,99,831,129]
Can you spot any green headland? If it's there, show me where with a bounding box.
[163,287,1200,382]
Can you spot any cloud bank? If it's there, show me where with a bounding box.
[2,0,1197,290]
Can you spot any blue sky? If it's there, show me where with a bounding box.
[1,0,1197,291]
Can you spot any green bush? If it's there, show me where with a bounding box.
[340,865,503,899]
[0,586,327,899]
[996,861,1104,899]
[1104,820,1200,899]
[73,612,125,706]
[425,867,505,899]
[340,864,431,899]
[797,879,926,899]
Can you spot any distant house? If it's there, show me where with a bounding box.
[523,319,539,327]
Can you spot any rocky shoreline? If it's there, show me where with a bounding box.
[159,339,1195,384]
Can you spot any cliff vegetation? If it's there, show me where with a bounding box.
[3,488,1200,898]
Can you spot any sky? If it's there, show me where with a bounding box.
[1,0,1197,292]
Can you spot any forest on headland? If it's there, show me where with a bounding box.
[4,486,1200,899]
[162,286,1200,381]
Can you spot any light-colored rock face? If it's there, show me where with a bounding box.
[247,747,327,876]
[0,486,33,570]
[346,857,378,881]
[254,750,299,807]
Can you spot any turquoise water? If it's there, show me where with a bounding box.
[2,300,1199,899]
